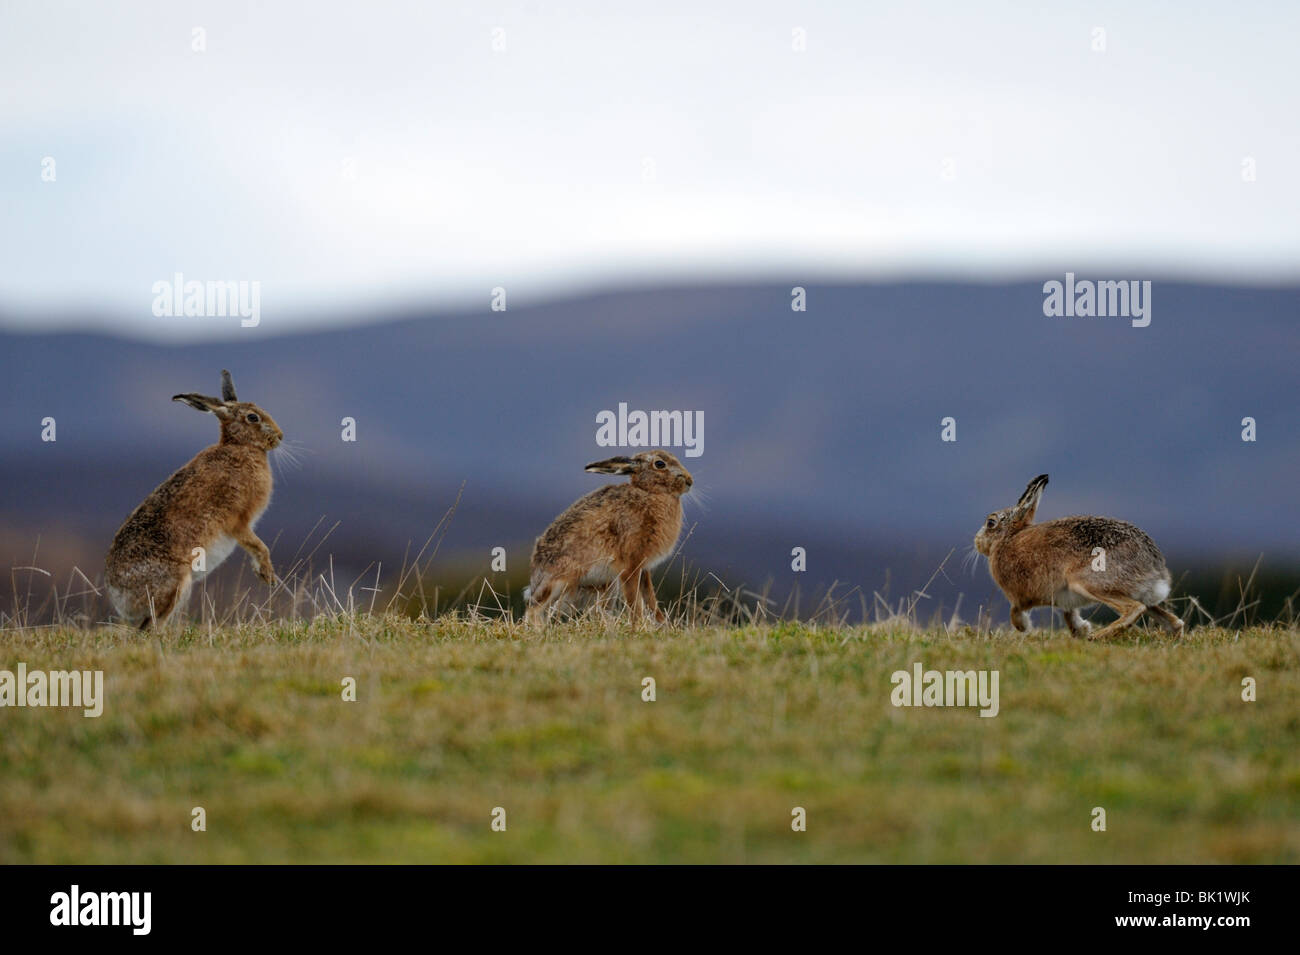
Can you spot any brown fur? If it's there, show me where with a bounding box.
[105,371,283,629]
[525,450,693,627]
[974,474,1184,640]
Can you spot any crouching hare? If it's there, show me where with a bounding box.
[975,474,1184,640]
[106,370,284,629]
[524,449,693,627]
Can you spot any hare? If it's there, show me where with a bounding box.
[974,474,1184,640]
[105,370,284,629]
[524,449,693,626]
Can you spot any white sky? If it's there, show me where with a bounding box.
[2,0,1297,338]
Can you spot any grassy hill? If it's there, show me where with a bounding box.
[2,616,1295,863]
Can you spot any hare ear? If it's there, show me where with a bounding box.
[173,393,232,418]
[221,369,238,402]
[585,456,635,475]
[1013,474,1048,521]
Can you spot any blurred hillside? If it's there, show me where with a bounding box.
[1,280,1297,622]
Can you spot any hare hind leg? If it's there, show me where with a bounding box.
[1146,602,1185,638]
[1066,580,1144,640]
[1063,609,1092,638]
[1081,595,1144,639]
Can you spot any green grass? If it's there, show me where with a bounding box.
[1,617,1296,863]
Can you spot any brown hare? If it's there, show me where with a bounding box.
[524,449,693,626]
[105,370,283,629]
[975,474,1184,640]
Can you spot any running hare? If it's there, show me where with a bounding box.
[524,450,693,626]
[105,370,283,629]
[974,474,1184,639]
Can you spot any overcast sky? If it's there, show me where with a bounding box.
[2,0,1297,338]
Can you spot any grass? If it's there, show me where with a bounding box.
[1,616,1296,864]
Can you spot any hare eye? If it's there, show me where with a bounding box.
[246,412,260,423]
[654,459,666,470]
[986,518,995,528]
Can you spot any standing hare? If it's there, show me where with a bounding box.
[974,474,1184,640]
[524,449,693,626]
[105,370,284,629]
